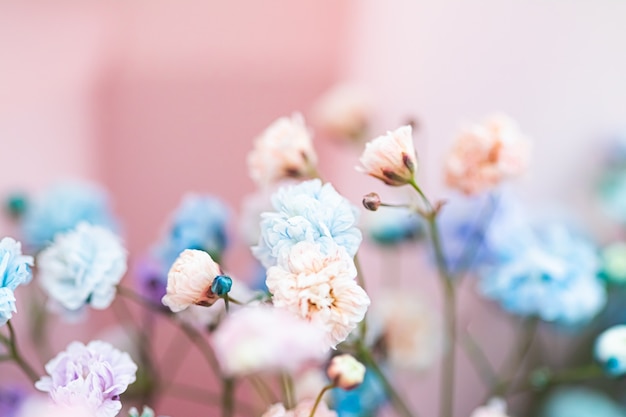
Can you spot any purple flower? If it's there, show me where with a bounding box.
[0,386,26,417]
[35,340,137,417]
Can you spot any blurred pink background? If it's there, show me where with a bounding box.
[1,1,626,416]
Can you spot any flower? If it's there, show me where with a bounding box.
[357,125,417,186]
[161,249,224,313]
[361,193,381,211]
[16,397,94,417]
[479,223,605,325]
[539,387,625,417]
[261,400,337,417]
[211,306,327,377]
[327,355,365,390]
[37,223,128,312]
[595,325,626,376]
[21,180,117,251]
[247,113,318,186]
[445,114,531,195]
[133,256,168,306]
[364,209,423,247]
[0,238,33,326]
[600,242,626,284]
[35,340,137,417]
[266,241,370,348]
[331,367,387,417]
[311,84,372,142]
[470,398,510,417]
[252,179,362,269]
[597,170,626,224]
[0,386,26,417]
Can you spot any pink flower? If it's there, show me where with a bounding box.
[445,114,531,195]
[247,113,318,186]
[311,84,372,142]
[161,249,223,312]
[327,354,365,390]
[262,400,337,417]
[266,242,370,348]
[211,306,328,377]
[470,398,510,417]
[357,125,417,186]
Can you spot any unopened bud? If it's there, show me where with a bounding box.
[211,275,233,296]
[327,354,365,390]
[362,193,381,211]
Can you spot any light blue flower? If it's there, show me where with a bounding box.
[37,223,127,312]
[0,237,33,326]
[21,181,117,251]
[479,223,605,325]
[253,179,362,268]
[331,367,388,417]
[539,387,626,417]
[366,210,423,246]
[595,325,626,376]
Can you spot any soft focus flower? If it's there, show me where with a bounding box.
[311,84,372,142]
[261,400,337,417]
[37,223,127,312]
[601,242,626,284]
[364,209,423,247]
[598,170,626,224]
[0,386,26,417]
[133,256,168,306]
[247,113,318,186]
[470,398,510,417]
[253,179,362,269]
[357,125,417,186]
[331,367,387,417]
[161,249,223,313]
[445,114,531,195]
[595,325,626,376]
[35,340,137,417]
[539,387,625,417]
[16,397,94,417]
[211,306,327,377]
[21,181,117,251]
[0,238,33,325]
[327,355,365,390]
[267,241,370,348]
[479,224,605,325]
[367,290,443,372]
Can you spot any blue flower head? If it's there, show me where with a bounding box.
[0,237,33,326]
[252,179,362,268]
[479,223,605,325]
[366,210,423,246]
[21,180,117,251]
[331,367,388,417]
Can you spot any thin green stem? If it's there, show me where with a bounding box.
[460,329,498,387]
[0,354,11,361]
[248,375,278,405]
[281,372,296,409]
[224,295,230,313]
[226,295,244,305]
[353,254,368,341]
[6,321,39,383]
[308,384,333,417]
[222,378,235,417]
[408,179,433,212]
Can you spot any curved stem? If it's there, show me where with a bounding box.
[281,372,295,409]
[5,321,40,383]
[308,384,333,417]
[222,378,235,417]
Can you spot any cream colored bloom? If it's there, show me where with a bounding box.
[266,241,370,348]
[358,125,417,186]
[312,84,372,142]
[327,354,366,390]
[262,400,337,417]
[161,249,222,312]
[445,114,531,195]
[247,113,318,186]
[470,398,510,417]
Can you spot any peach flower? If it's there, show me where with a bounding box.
[266,241,370,348]
[311,84,372,142]
[327,354,366,390]
[261,400,337,417]
[445,114,531,195]
[357,125,417,186]
[247,113,318,186]
[161,249,223,312]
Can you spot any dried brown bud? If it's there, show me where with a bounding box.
[362,193,381,211]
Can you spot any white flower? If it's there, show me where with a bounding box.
[37,223,127,311]
[327,354,366,390]
[595,325,626,376]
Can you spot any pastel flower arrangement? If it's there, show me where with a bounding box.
[0,85,624,417]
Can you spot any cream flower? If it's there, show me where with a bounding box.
[358,125,417,186]
[327,354,366,390]
[311,84,372,142]
[247,113,318,186]
[161,249,223,312]
[445,114,531,195]
[470,398,510,417]
[266,241,370,348]
[262,400,337,417]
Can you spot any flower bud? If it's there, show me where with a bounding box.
[362,193,381,211]
[327,354,365,390]
[211,275,233,296]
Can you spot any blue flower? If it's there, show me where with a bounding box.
[21,181,117,251]
[0,238,33,326]
[595,325,626,377]
[479,223,605,325]
[539,387,625,417]
[331,367,388,417]
[366,210,423,246]
[253,179,362,268]
[598,169,626,224]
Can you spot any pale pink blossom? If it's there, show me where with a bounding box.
[327,354,365,390]
[161,249,223,312]
[470,398,510,417]
[266,241,370,348]
[445,114,531,195]
[17,397,94,417]
[357,125,417,186]
[261,400,337,417]
[247,113,318,186]
[311,84,372,142]
[211,306,328,377]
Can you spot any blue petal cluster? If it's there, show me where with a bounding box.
[331,367,388,417]
[253,179,362,268]
[367,210,423,246]
[0,238,33,326]
[479,223,605,325]
[21,181,117,251]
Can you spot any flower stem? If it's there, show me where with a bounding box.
[5,321,39,383]
[308,384,333,417]
[281,372,296,409]
[222,377,235,417]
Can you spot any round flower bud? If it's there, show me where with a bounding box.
[362,193,381,211]
[327,354,366,390]
[211,275,233,296]
[595,325,626,376]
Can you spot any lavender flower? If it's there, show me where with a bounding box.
[37,223,127,312]
[0,386,26,417]
[21,180,117,251]
[35,340,137,417]
[0,238,33,326]
[252,179,362,268]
